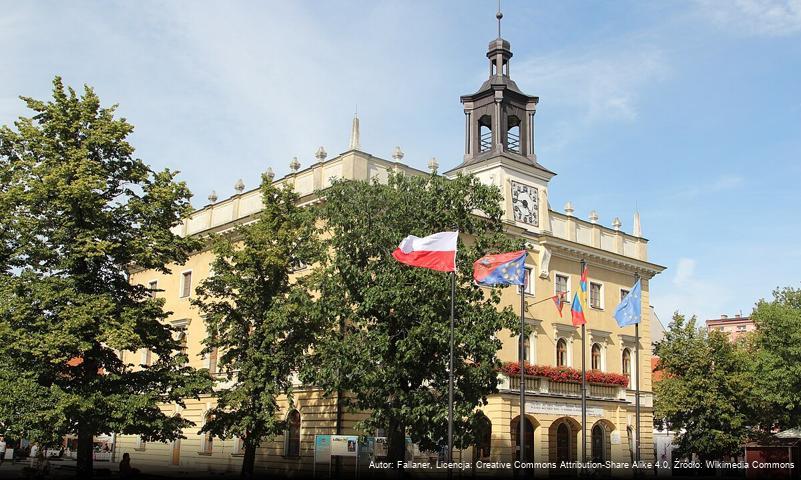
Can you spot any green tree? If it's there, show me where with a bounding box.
[0,77,211,477]
[192,174,320,479]
[303,172,518,465]
[654,313,755,461]
[751,287,801,430]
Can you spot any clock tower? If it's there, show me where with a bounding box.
[445,11,555,235]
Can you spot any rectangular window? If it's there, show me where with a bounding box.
[590,282,603,309]
[208,347,218,375]
[620,289,630,302]
[232,437,244,455]
[524,267,534,295]
[202,433,213,455]
[181,271,192,298]
[136,436,146,451]
[555,274,569,295]
[141,349,151,367]
[148,280,158,298]
[519,334,531,362]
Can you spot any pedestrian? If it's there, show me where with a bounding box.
[119,452,140,479]
[0,435,6,466]
[29,443,39,468]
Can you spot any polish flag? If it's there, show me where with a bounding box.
[392,231,458,272]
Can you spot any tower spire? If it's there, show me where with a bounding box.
[496,0,503,38]
[348,112,360,151]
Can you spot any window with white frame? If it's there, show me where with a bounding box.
[519,334,531,363]
[555,273,569,296]
[524,267,534,295]
[591,343,602,370]
[589,282,603,309]
[622,348,631,381]
[556,338,568,367]
[180,271,192,298]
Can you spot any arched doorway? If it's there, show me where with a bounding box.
[548,417,581,466]
[510,416,535,462]
[472,412,492,461]
[591,424,604,462]
[556,423,570,464]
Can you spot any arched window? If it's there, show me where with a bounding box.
[556,338,567,367]
[479,115,493,152]
[507,116,521,153]
[622,348,631,381]
[591,343,602,371]
[284,410,301,457]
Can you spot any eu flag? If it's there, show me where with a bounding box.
[473,250,527,286]
[614,279,642,327]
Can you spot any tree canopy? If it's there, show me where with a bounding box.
[303,172,518,463]
[654,313,755,461]
[751,287,801,431]
[192,173,320,479]
[0,77,211,477]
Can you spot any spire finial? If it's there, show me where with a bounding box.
[496,0,503,38]
[349,112,361,151]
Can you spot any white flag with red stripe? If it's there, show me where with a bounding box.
[391,231,458,272]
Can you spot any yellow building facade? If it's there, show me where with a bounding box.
[118,32,665,478]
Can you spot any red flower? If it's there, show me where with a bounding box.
[499,362,629,388]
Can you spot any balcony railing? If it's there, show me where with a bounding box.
[499,373,625,401]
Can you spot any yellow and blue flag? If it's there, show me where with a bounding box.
[571,264,588,326]
[473,250,527,286]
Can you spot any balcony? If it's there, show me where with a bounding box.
[501,373,625,401]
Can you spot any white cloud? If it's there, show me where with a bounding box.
[697,0,801,36]
[673,258,697,285]
[652,257,735,325]
[514,45,670,124]
[671,174,744,200]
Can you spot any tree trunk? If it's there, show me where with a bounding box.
[240,439,257,480]
[386,417,406,468]
[76,420,94,478]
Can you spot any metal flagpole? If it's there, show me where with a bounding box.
[519,283,526,467]
[580,259,587,470]
[448,271,455,465]
[634,273,641,466]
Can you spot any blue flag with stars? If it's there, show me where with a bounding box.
[614,279,642,327]
[473,250,527,287]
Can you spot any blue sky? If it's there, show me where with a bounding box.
[2,0,800,324]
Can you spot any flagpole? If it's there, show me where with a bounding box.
[448,270,455,466]
[580,260,587,471]
[519,283,526,468]
[634,273,641,467]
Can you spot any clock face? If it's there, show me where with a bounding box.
[511,181,539,226]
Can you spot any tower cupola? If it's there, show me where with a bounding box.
[452,8,550,173]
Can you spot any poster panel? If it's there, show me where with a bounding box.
[314,435,331,463]
[331,435,359,457]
